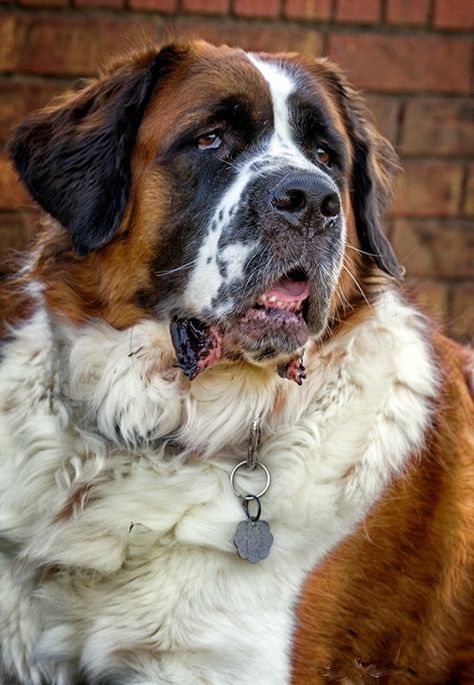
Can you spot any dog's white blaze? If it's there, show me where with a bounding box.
[248,54,312,168]
[184,55,316,315]
[249,55,295,148]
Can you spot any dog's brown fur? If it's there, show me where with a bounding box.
[293,332,474,684]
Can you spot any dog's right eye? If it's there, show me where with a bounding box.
[197,131,223,150]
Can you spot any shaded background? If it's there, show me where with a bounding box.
[0,0,473,340]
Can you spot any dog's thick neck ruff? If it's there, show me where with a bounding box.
[0,287,437,684]
[4,40,471,685]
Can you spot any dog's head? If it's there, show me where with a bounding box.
[9,41,401,367]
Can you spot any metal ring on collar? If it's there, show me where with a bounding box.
[230,460,271,499]
[243,495,262,522]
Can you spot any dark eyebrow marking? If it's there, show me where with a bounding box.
[289,95,348,167]
[289,95,332,136]
[158,94,262,160]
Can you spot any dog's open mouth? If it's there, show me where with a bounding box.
[170,270,310,381]
[243,271,310,335]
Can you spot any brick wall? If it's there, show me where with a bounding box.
[1,0,473,340]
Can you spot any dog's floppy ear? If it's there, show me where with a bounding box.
[9,45,182,255]
[318,60,403,279]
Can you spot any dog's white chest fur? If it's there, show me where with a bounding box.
[0,291,436,684]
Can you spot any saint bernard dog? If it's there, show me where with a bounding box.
[1,40,473,685]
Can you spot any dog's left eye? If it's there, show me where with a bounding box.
[317,147,331,166]
[197,131,223,150]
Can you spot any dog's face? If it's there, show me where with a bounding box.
[10,41,401,365]
[141,47,350,360]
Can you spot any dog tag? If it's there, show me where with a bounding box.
[233,496,273,563]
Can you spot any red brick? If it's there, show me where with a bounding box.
[128,0,176,10]
[406,278,448,326]
[0,153,33,210]
[0,15,23,72]
[0,13,160,77]
[335,0,380,24]
[19,0,68,7]
[172,19,322,55]
[364,95,400,144]
[433,0,474,31]
[391,219,474,278]
[233,0,280,18]
[0,212,38,268]
[449,283,474,340]
[391,161,464,217]
[400,98,474,157]
[386,0,429,26]
[463,165,474,217]
[0,81,66,144]
[74,0,125,9]
[182,0,229,13]
[284,0,332,21]
[327,33,472,94]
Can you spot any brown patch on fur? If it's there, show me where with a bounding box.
[39,564,62,584]
[0,272,36,339]
[30,178,168,329]
[54,483,93,523]
[137,41,265,152]
[292,332,474,684]
[271,386,287,416]
[461,345,474,397]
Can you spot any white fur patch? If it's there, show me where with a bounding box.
[247,54,315,167]
[0,290,438,684]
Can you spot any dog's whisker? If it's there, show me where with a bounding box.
[346,243,385,259]
[341,261,372,310]
[213,153,240,173]
[154,260,198,277]
[333,286,352,315]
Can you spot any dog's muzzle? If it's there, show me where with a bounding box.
[172,168,344,379]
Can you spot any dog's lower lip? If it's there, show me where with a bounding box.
[233,287,310,353]
[244,301,308,325]
[233,303,309,357]
[227,275,311,353]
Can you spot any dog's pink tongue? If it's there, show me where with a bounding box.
[265,278,309,302]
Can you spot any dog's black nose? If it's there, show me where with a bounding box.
[271,174,340,220]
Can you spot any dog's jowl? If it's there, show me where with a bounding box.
[1,41,473,685]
